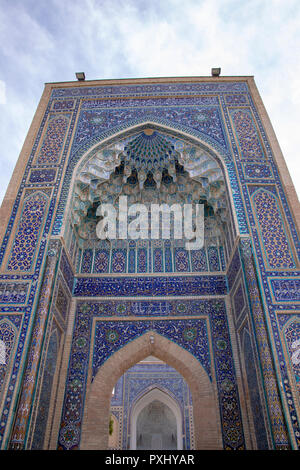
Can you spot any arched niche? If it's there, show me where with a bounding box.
[81,331,222,450]
[61,122,240,274]
[130,387,183,450]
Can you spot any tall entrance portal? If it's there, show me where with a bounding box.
[0,75,299,450]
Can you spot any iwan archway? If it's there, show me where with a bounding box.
[63,121,239,279]
[81,332,222,450]
[56,121,253,451]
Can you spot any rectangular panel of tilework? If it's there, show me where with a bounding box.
[73,275,227,297]
[268,277,300,303]
[0,282,29,304]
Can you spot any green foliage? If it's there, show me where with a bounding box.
[109,415,114,435]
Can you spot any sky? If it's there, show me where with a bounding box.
[0,0,299,206]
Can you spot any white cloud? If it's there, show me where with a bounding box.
[0,0,299,205]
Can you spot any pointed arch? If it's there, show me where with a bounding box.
[72,120,228,178]
[130,381,182,416]
[129,386,183,450]
[55,120,243,239]
[81,331,222,450]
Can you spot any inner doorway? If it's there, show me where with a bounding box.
[132,387,182,450]
[82,331,222,450]
[108,355,191,450]
[136,399,177,450]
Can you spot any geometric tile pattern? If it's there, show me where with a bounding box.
[7,191,48,271]
[229,109,265,159]
[31,328,59,449]
[110,362,194,450]
[0,78,299,451]
[37,114,70,165]
[73,274,227,297]
[239,238,291,448]
[0,282,29,304]
[77,243,225,275]
[270,278,300,302]
[57,298,245,450]
[282,319,300,396]
[253,189,295,268]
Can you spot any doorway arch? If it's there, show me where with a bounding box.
[130,387,183,450]
[81,331,222,450]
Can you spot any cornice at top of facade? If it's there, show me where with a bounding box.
[44,75,254,87]
[43,76,255,98]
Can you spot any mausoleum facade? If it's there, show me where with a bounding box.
[0,75,299,450]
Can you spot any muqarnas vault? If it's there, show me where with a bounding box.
[0,75,299,450]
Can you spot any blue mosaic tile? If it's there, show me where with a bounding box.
[92,319,211,380]
[73,275,227,297]
[58,297,245,450]
[270,278,300,302]
[0,282,29,304]
[243,162,272,179]
[0,78,299,449]
[28,168,57,184]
